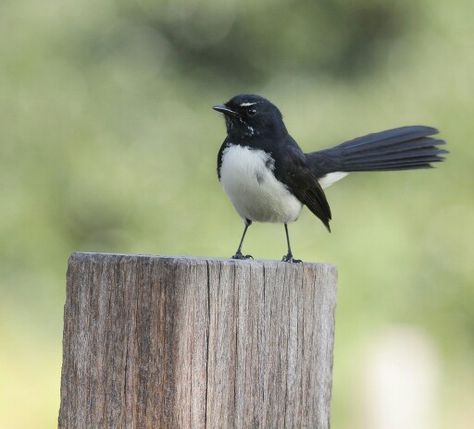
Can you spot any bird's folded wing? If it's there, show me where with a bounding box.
[275,143,332,230]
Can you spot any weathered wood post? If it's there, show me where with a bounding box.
[59,252,337,428]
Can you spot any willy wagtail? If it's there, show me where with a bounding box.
[213,94,446,262]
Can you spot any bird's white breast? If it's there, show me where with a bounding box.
[220,145,303,223]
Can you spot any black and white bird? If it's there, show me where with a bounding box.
[213,94,446,262]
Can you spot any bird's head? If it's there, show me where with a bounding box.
[213,94,287,139]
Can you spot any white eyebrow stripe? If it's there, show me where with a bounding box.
[239,102,257,107]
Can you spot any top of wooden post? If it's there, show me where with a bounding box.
[69,251,337,272]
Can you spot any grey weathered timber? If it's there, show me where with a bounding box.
[59,252,337,429]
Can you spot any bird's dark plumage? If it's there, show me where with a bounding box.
[306,126,447,175]
[215,94,332,229]
[273,137,332,230]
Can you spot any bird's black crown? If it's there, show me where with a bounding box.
[213,94,286,139]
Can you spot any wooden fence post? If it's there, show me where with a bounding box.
[59,252,337,428]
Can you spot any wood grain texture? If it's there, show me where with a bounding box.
[59,253,337,429]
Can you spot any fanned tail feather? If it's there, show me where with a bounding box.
[307,126,447,174]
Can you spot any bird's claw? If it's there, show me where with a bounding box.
[281,254,302,263]
[231,252,253,260]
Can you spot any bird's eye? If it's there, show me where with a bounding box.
[247,107,257,116]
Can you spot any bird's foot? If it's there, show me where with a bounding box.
[281,254,302,263]
[231,252,253,260]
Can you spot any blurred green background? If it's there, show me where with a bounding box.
[1,0,473,427]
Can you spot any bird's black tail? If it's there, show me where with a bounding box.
[306,126,447,175]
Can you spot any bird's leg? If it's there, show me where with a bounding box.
[232,219,253,260]
[281,223,302,263]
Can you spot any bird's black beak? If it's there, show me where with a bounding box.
[212,104,237,116]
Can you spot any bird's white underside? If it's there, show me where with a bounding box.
[220,145,349,223]
[318,171,349,189]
